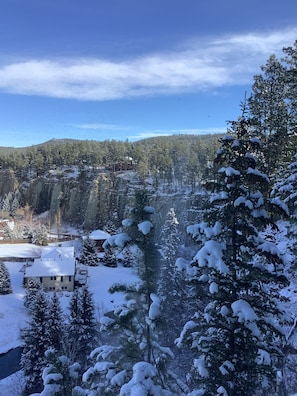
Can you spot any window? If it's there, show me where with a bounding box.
[40,277,43,283]
[69,276,72,281]
[50,276,57,281]
[61,276,64,282]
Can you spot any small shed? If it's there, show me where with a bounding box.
[88,229,111,252]
[24,246,76,292]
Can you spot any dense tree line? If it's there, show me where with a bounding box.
[0,134,219,185]
[21,286,97,395]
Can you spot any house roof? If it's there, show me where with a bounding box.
[89,229,110,240]
[41,246,74,259]
[25,246,75,277]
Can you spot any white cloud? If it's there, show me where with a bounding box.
[72,123,128,130]
[128,127,226,140]
[0,27,296,101]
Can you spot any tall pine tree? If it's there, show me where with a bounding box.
[179,112,290,395]
[79,191,186,395]
[248,54,290,174]
[0,261,12,294]
[21,289,50,395]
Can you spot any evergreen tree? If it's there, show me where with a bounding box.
[103,245,117,267]
[35,348,81,396]
[79,191,186,395]
[80,237,99,266]
[23,277,42,311]
[21,289,50,395]
[248,54,290,174]
[66,288,82,363]
[3,224,14,240]
[283,40,297,130]
[121,246,134,267]
[157,208,186,346]
[79,286,98,369]
[179,113,290,395]
[33,225,49,246]
[66,287,97,369]
[48,292,65,351]
[0,261,12,294]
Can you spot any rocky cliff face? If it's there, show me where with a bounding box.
[0,167,204,240]
[0,170,19,196]
[19,168,131,230]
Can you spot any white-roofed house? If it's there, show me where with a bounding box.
[24,246,76,292]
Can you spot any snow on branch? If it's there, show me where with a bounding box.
[187,221,222,240]
[258,241,282,260]
[193,356,209,378]
[210,191,228,203]
[218,167,240,177]
[231,299,258,323]
[270,197,289,216]
[104,233,131,248]
[194,240,228,274]
[138,220,153,235]
[234,196,253,209]
[247,167,270,183]
[148,293,160,321]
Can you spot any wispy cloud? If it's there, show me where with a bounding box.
[72,123,128,130]
[128,127,226,140]
[0,28,296,101]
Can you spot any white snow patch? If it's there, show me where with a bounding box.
[209,282,218,294]
[138,221,153,235]
[231,299,258,323]
[218,167,240,176]
[194,240,229,274]
[193,356,209,378]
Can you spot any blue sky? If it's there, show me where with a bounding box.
[0,0,297,147]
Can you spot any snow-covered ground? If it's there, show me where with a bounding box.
[0,241,138,393]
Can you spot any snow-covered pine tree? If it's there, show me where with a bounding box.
[283,40,297,133]
[66,287,97,369]
[33,225,49,246]
[80,236,99,266]
[65,288,83,363]
[33,348,81,396]
[121,246,134,267]
[160,208,180,263]
[23,277,42,311]
[21,289,50,395]
[47,292,65,352]
[0,261,12,294]
[104,218,118,236]
[248,54,290,174]
[157,208,186,346]
[272,152,297,220]
[3,224,14,240]
[79,190,187,395]
[79,286,98,369]
[178,112,290,396]
[102,245,117,267]
[270,152,297,393]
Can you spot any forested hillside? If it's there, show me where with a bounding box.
[0,134,220,231]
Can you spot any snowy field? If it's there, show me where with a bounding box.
[0,241,138,394]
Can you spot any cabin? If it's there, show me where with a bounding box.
[88,229,111,252]
[105,157,136,172]
[24,246,76,292]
